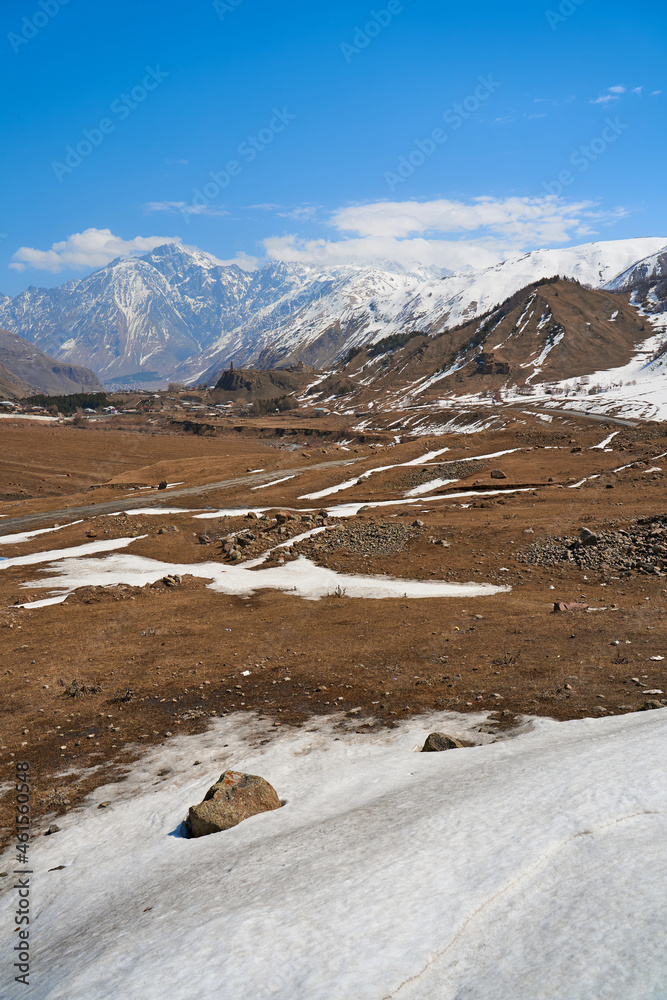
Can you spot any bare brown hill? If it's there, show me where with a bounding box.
[0,327,103,396]
[326,279,651,405]
[211,365,314,401]
[0,359,35,399]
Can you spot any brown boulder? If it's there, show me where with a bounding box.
[421,732,463,752]
[490,469,507,480]
[188,770,281,837]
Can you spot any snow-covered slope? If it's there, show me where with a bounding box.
[605,244,667,291]
[3,707,665,999]
[0,238,665,384]
[184,237,667,381]
[604,245,667,331]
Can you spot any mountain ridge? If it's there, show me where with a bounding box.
[0,327,103,398]
[0,237,665,386]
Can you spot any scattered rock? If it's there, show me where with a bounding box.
[395,460,487,490]
[553,601,589,613]
[490,469,507,480]
[187,770,281,837]
[299,522,415,558]
[518,515,667,577]
[157,480,168,490]
[44,823,60,835]
[61,678,102,698]
[421,732,463,752]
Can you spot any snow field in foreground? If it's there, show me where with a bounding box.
[2,708,665,1000]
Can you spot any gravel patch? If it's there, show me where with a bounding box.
[517,515,667,577]
[299,522,418,557]
[395,460,487,490]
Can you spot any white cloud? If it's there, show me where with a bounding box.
[328,196,607,244]
[591,84,628,105]
[249,203,319,221]
[263,196,627,272]
[203,251,259,271]
[277,205,319,221]
[144,201,228,218]
[263,234,508,272]
[9,228,180,273]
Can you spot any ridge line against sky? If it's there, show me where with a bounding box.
[1,0,665,293]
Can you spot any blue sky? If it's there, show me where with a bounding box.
[1,0,665,293]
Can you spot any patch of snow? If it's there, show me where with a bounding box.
[0,536,144,571]
[404,478,459,497]
[250,475,297,491]
[0,520,83,546]
[5,707,666,1000]
[12,551,508,607]
[0,413,59,422]
[591,430,620,450]
[103,509,200,517]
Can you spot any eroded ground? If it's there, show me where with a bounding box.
[0,409,666,842]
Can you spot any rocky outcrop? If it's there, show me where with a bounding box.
[187,770,281,837]
[421,733,463,752]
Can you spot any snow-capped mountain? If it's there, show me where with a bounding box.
[604,246,667,325]
[0,238,665,385]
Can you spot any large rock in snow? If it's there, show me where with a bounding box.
[187,770,281,837]
[421,733,463,752]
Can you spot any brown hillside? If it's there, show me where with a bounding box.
[331,280,651,405]
[211,366,314,401]
[0,359,35,399]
